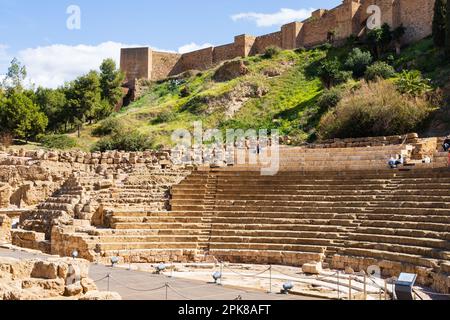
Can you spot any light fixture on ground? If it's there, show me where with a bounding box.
[110,256,119,267]
[281,282,294,294]
[212,271,222,284]
[71,250,78,260]
[155,263,166,274]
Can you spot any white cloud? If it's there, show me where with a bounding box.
[17,41,138,88]
[231,8,315,27]
[178,42,213,54]
[14,41,175,89]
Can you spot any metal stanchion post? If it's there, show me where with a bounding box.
[363,274,367,300]
[384,280,388,300]
[349,277,352,300]
[220,262,223,286]
[268,265,272,294]
[165,283,168,300]
[337,271,340,300]
[107,273,110,292]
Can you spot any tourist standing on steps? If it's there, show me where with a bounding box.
[443,136,450,152]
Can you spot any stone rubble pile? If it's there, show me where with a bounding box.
[0,257,121,300]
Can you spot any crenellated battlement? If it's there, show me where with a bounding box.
[120,0,435,95]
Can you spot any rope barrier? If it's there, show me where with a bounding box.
[414,289,450,297]
[92,275,110,283]
[222,265,271,277]
[108,275,168,292]
[271,266,338,282]
[167,284,194,300]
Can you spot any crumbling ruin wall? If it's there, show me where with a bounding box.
[0,214,11,243]
[0,256,121,300]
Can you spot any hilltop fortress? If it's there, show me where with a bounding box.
[120,0,435,96]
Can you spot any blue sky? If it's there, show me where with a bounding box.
[0,0,340,87]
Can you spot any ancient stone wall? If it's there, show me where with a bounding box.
[150,51,182,79]
[251,32,283,55]
[213,43,239,63]
[120,47,152,88]
[120,0,436,92]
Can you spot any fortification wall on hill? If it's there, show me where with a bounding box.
[121,0,436,91]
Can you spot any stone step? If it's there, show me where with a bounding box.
[171,195,450,202]
[209,236,336,246]
[338,248,440,268]
[93,242,202,251]
[209,249,324,266]
[347,233,450,250]
[354,226,450,240]
[92,235,207,243]
[172,189,450,197]
[209,242,326,253]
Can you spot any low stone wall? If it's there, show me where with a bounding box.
[50,226,97,262]
[331,255,450,294]
[11,230,50,253]
[0,183,11,208]
[2,148,171,166]
[0,256,121,300]
[311,133,421,149]
[0,214,11,243]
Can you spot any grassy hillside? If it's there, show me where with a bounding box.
[67,38,449,152]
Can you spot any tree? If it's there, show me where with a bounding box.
[2,58,27,90]
[318,58,351,89]
[0,91,48,141]
[392,25,406,54]
[35,87,67,132]
[66,71,103,133]
[433,0,447,47]
[367,23,392,59]
[99,58,125,107]
[446,0,450,57]
[344,48,373,78]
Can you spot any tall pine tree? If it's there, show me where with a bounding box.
[433,0,447,47]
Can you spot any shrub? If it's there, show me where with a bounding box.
[318,80,437,139]
[92,118,123,137]
[263,46,281,59]
[365,61,396,81]
[180,86,191,98]
[344,48,373,78]
[39,134,77,150]
[152,110,176,124]
[318,58,352,88]
[395,70,433,96]
[92,130,153,152]
[317,88,342,110]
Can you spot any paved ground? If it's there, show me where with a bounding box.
[0,248,321,300]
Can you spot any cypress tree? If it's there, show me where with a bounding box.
[446,0,450,57]
[433,0,447,47]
